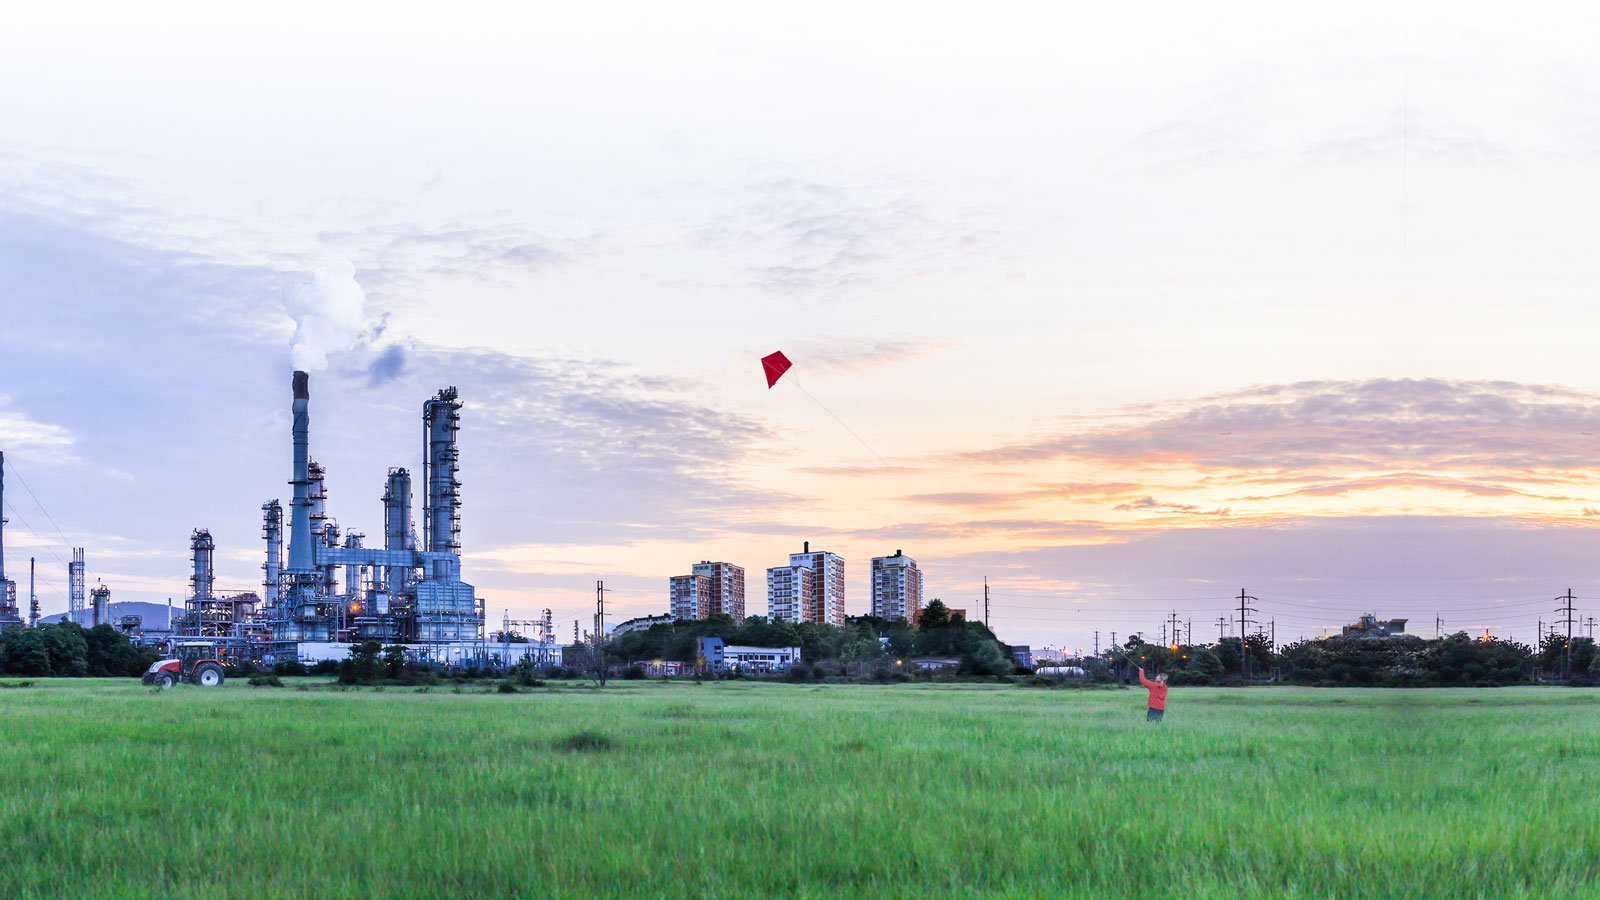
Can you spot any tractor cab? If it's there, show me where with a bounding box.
[142,641,226,687]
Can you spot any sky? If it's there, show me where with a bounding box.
[5,0,1600,651]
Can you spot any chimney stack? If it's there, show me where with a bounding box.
[287,370,315,573]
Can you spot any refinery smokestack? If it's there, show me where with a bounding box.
[288,370,315,573]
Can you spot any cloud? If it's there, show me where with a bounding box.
[690,176,1003,295]
[1113,497,1230,516]
[285,260,366,372]
[783,337,937,374]
[365,345,406,387]
[319,221,581,294]
[970,378,1600,473]
[329,344,788,548]
[794,465,919,477]
[0,399,77,465]
[902,483,1143,507]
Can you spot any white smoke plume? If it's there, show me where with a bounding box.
[285,260,366,371]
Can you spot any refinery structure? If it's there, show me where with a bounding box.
[172,371,522,666]
[0,373,559,668]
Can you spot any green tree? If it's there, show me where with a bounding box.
[382,644,406,679]
[966,640,1013,677]
[340,641,384,683]
[917,599,951,631]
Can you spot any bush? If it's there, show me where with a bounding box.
[507,658,545,687]
[273,660,308,676]
[558,730,616,752]
[496,681,520,693]
[309,660,338,676]
[624,664,646,680]
[785,662,815,683]
[247,674,284,687]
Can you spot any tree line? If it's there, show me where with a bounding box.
[0,622,160,677]
[605,599,1016,677]
[1114,632,1596,686]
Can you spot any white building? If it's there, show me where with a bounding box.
[614,613,675,636]
[769,541,845,626]
[766,564,815,623]
[670,574,714,620]
[699,636,801,673]
[870,549,922,622]
[725,644,801,672]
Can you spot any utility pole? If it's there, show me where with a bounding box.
[1093,631,1100,658]
[1160,619,1167,647]
[1216,616,1228,641]
[1556,588,1577,680]
[983,576,990,626]
[1435,613,1441,639]
[595,580,609,686]
[1587,617,1596,641]
[1237,588,1259,680]
[1270,618,1275,654]
[1168,610,1180,647]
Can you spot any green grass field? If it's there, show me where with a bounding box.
[2,679,1598,899]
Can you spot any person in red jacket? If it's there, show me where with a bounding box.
[1138,666,1168,722]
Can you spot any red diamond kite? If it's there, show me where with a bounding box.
[761,351,793,389]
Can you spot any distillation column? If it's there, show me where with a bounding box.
[423,388,462,579]
[382,467,413,610]
[261,500,282,609]
[91,583,110,627]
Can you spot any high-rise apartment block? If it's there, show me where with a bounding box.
[766,564,815,623]
[767,542,845,626]
[870,549,921,622]
[670,574,714,620]
[669,561,745,620]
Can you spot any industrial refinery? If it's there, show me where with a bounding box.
[169,371,520,666]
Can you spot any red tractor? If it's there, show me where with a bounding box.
[142,641,227,687]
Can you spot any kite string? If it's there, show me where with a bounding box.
[785,374,897,472]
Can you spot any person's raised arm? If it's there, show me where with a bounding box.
[1138,667,1153,689]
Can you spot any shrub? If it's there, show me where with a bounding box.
[247,674,284,687]
[559,730,616,752]
[508,658,544,687]
[273,660,308,676]
[624,664,646,680]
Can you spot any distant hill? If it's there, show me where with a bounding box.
[40,601,176,629]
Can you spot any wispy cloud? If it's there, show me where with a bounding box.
[689,176,1004,295]
[971,379,1600,472]
[783,337,940,374]
[1114,497,1231,516]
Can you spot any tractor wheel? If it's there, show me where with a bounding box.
[193,663,225,687]
[153,672,176,689]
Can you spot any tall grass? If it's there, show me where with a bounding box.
[1,680,1597,899]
